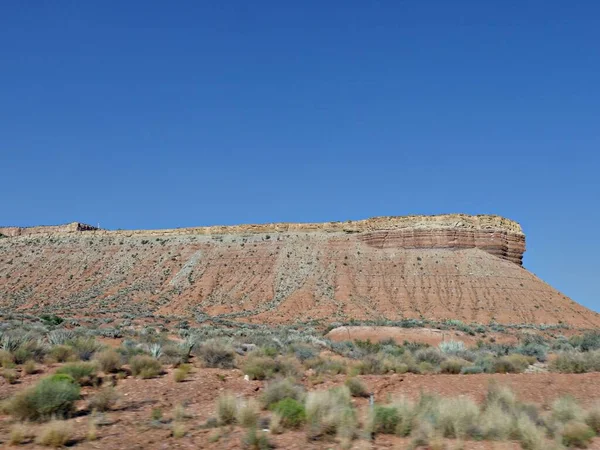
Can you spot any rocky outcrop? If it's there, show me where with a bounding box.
[0,214,597,327]
[0,222,97,237]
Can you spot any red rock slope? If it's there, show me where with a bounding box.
[0,214,598,327]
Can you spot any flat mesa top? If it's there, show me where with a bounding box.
[0,214,524,237]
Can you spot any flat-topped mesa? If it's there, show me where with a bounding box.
[0,214,525,265]
[0,222,98,237]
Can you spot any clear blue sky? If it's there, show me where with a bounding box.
[1,2,599,312]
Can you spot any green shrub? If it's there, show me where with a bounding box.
[271,398,306,429]
[0,349,15,368]
[196,340,236,369]
[243,355,278,380]
[5,376,80,421]
[345,377,369,397]
[492,354,530,373]
[160,344,189,365]
[461,365,484,374]
[24,359,37,374]
[55,362,98,386]
[550,351,600,373]
[261,378,304,408]
[130,355,162,379]
[415,347,446,365]
[94,349,121,373]
[1,368,19,384]
[437,397,480,438]
[514,413,544,450]
[369,405,399,434]
[562,421,595,448]
[479,403,513,440]
[243,427,273,450]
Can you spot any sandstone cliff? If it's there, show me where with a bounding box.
[0,214,597,327]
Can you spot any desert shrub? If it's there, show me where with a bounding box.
[562,421,595,448]
[436,396,480,438]
[196,340,236,369]
[585,404,600,433]
[55,362,98,386]
[237,399,259,428]
[49,345,75,363]
[94,349,121,373]
[368,405,399,434]
[492,354,530,373]
[1,368,19,384]
[160,344,189,365]
[571,332,600,352]
[174,364,192,382]
[305,387,355,438]
[552,397,584,423]
[88,386,119,412]
[271,398,306,429]
[461,365,484,374]
[270,413,284,434]
[10,423,34,445]
[130,355,162,379]
[261,378,304,408]
[67,337,102,361]
[514,413,544,450]
[0,349,15,367]
[438,340,466,355]
[243,427,273,450]
[551,351,600,373]
[47,329,74,346]
[516,343,548,362]
[484,383,517,411]
[355,354,386,375]
[415,347,446,365]
[292,344,317,362]
[345,377,369,397]
[439,358,468,374]
[24,359,37,374]
[304,357,347,375]
[479,402,513,440]
[216,393,237,425]
[36,420,72,447]
[5,376,80,421]
[243,355,278,380]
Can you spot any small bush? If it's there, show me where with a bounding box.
[271,398,306,429]
[94,349,121,373]
[36,420,72,447]
[262,378,304,408]
[437,396,480,438]
[461,365,484,374]
[49,345,75,363]
[24,359,37,374]
[480,403,513,440]
[216,393,237,425]
[552,397,584,423]
[0,349,15,368]
[438,340,466,355]
[514,413,544,450]
[174,364,191,382]
[5,376,80,421]
[88,386,119,412]
[270,413,284,434]
[415,347,446,365]
[492,354,530,373]
[130,355,162,379]
[55,362,98,386]
[243,355,279,380]
[237,399,259,428]
[243,427,273,450]
[562,421,595,448]
[345,377,369,397]
[9,423,33,445]
[197,340,236,369]
[585,404,600,433]
[369,405,399,434]
[305,387,355,438]
[2,368,19,384]
[67,337,102,361]
[440,358,468,374]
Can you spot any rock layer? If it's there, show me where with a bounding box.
[0,214,598,327]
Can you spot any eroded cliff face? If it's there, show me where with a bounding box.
[0,214,597,327]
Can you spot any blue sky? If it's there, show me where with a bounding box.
[1,2,599,312]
